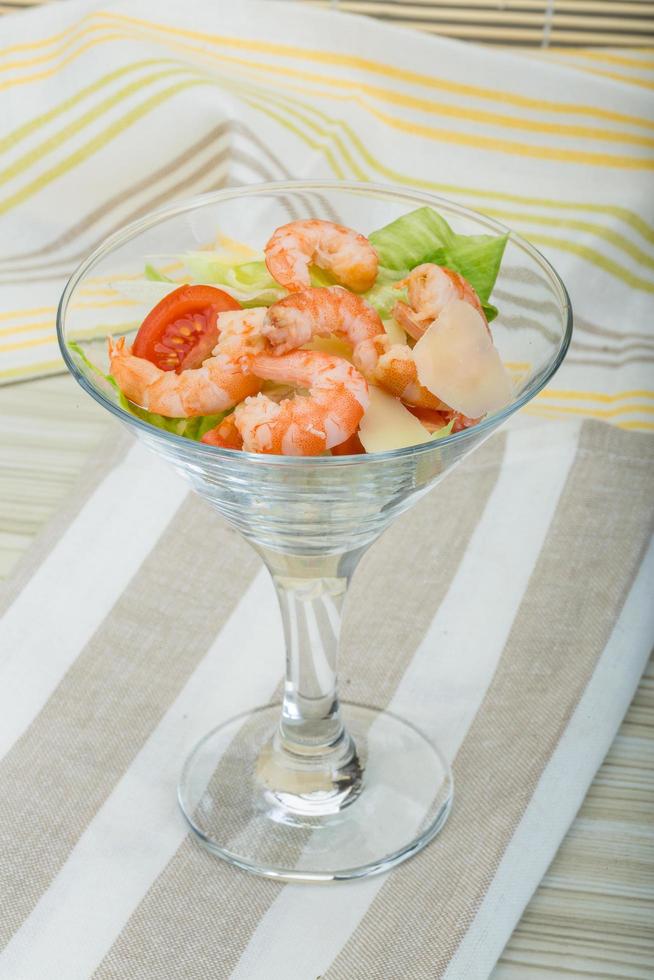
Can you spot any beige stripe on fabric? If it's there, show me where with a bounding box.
[0,122,232,269]
[0,429,129,616]
[92,436,507,980]
[0,123,294,288]
[0,493,260,949]
[325,420,654,980]
[0,146,232,282]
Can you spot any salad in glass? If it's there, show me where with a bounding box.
[78,207,513,456]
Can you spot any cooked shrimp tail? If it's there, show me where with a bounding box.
[201,413,244,449]
[265,220,378,292]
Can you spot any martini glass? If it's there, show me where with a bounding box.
[58,180,572,882]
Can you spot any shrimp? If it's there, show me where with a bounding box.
[262,286,384,354]
[234,350,369,455]
[201,413,243,449]
[264,220,378,293]
[407,405,480,433]
[393,264,485,341]
[353,334,447,411]
[214,307,268,358]
[108,334,262,418]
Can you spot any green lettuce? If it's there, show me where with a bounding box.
[68,342,227,441]
[183,254,283,307]
[363,267,407,318]
[183,253,337,304]
[431,419,455,440]
[368,207,507,321]
[144,263,173,283]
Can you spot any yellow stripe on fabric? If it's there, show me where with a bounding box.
[361,102,653,170]
[529,403,654,418]
[239,89,654,292]
[0,67,193,188]
[73,16,653,166]
[0,15,114,72]
[539,389,654,403]
[480,208,654,273]
[617,420,654,430]
[527,233,654,293]
[136,39,654,151]
[0,335,57,353]
[0,321,52,338]
[0,323,137,353]
[0,306,53,320]
[0,59,180,154]
[551,49,654,70]
[0,78,206,217]
[576,69,654,92]
[543,59,654,90]
[0,29,68,60]
[242,97,347,179]
[247,92,366,179]
[524,406,654,431]
[0,360,62,381]
[244,88,654,247]
[0,303,138,338]
[4,24,654,243]
[4,11,654,141]
[0,31,148,94]
[100,10,654,133]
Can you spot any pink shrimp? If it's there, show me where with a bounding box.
[262,286,384,354]
[108,332,262,418]
[201,413,244,449]
[264,220,378,293]
[233,350,369,455]
[353,334,447,411]
[393,264,486,341]
[406,405,479,433]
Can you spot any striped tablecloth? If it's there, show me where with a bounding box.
[1,2,653,978]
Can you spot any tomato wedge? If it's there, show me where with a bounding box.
[132,284,241,372]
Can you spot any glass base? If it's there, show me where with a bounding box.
[178,702,453,882]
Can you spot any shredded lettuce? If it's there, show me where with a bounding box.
[182,254,282,307]
[431,419,455,440]
[121,400,228,440]
[68,342,227,441]
[183,254,335,305]
[144,263,173,283]
[368,207,507,322]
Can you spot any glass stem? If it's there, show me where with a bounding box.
[256,549,364,812]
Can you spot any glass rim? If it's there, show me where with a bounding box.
[57,178,573,467]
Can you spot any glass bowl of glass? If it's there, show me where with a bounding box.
[57,180,572,882]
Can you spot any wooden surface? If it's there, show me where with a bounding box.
[1,372,652,978]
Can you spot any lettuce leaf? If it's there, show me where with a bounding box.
[363,267,407,318]
[369,207,507,321]
[68,342,227,441]
[182,254,284,307]
[120,399,228,440]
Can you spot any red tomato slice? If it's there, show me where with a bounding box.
[132,284,241,372]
